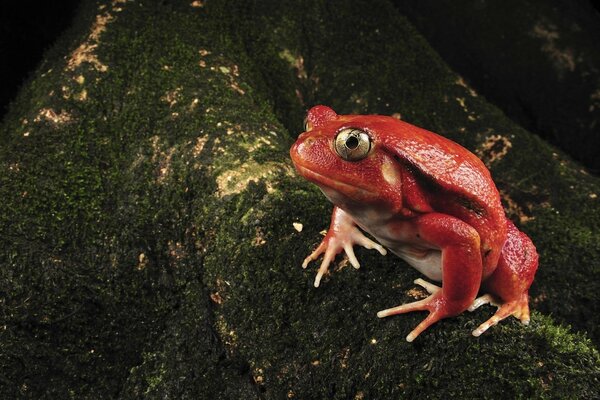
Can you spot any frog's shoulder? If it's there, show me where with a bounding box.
[365,117,500,208]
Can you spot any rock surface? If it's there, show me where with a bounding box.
[1,0,599,398]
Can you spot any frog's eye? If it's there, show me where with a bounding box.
[334,128,371,161]
[303,117,312,132]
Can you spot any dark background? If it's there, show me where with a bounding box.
[1,1,82,118]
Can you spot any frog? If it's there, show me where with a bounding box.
[290,105,539,342]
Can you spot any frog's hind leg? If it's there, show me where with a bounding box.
[470,292,531,337]
[472,220,538,337]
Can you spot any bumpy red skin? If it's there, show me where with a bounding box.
[291,105,538,337]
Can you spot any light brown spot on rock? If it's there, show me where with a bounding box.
[500,190,535,224]
[34,108,73,126]
[215,161,292,197]
[279,48,307,80]
[476,134,513,166]
[456,76,478,97]
[531,20,576,77]
[150,136,176,184]
[137,253,148,270]
[161,87,183,107]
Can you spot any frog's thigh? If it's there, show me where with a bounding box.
[411,213,483,306]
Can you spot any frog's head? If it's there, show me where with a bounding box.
[290,105,403,213]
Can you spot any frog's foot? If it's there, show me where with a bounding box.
[413,278,440,294]
[302,226,386,288]
[469,292,531,337]
[377,287,460,342]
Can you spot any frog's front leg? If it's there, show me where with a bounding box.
[303,206,387,287]
[377,213,483,342]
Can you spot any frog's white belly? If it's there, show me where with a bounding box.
[354,215,443,282]
[319,188,444,282]
[392,247,443,282]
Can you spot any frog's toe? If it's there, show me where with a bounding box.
[471,293,530,337]
[414,278,440,294]
[343,243,361,269]
[314,249,336,287]
[357,234,387,256]
[468,293,500,312]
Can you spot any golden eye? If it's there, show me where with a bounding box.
[303,117,312,132]
[334,128,371,161]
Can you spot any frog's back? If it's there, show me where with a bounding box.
[353,115,508,273]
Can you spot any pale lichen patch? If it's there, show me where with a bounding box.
[34,108,73,126]
[500,190,535,224]
[76,89,88,101]
[150,136,176,184]
[191,136,207,157]
[339,347,350,369]
[456,76,478,97]
[66,0,126,73]
[278,48,308,79]
[456,97,467,112]
[531,20,577,77]
[191,0,205,7]
[161,87,183,107]
[137,253,148,270]
[475,134,513,166]
[215,315,238,352]
[215,161,292,197]
[168,240,186,266]
[253,227,267,246]
[407,287,428,299]
[292,222,303,232]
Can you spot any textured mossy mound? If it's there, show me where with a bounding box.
[394,0,600,172]
[1,0,599,398]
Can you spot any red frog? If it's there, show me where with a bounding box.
[290,105,538,342]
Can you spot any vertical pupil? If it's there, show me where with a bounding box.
[345,135,359,149]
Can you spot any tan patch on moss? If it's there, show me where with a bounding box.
[456,76,478,97]
[531,20,576,77]
[215,315,238,352]
[339,347,350,369]
[475,134,513,166]
[150,136,176,184]
[137,253,148,270]
[191,136,207,157]
[34,108,73,125]
[190,0,205,7]
[500,190,535,224]
[279,48,307,80]
[215,161,292,197]
[66,0,125,73]
[161,87,183,107]
[406,287,428,299]
[168,240,185,266]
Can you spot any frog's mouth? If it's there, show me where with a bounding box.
[294,164,377,200]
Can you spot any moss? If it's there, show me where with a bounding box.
[0,0,599,398]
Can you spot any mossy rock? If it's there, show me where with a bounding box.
[0,0,599,398]
[394,0,600,171]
